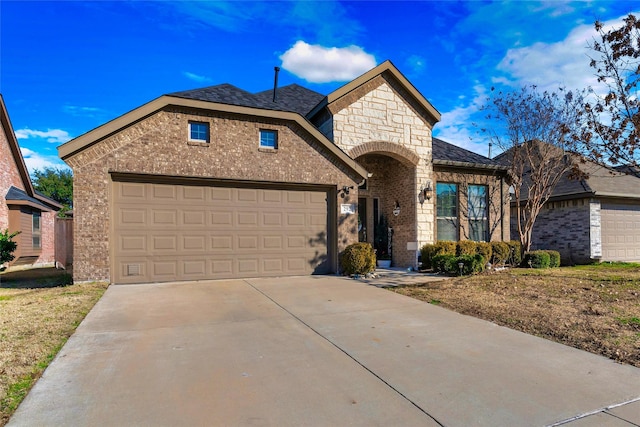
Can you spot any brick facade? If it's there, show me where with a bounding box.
[1,102,58,267]
[516,198,593,264]
[435,168,510,242]
[66,107,361,282]
[0,124,24,230]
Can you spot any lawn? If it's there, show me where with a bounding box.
[393,263,640,368]
[0,268,107,426]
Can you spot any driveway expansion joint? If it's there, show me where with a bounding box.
[242,279,446,427]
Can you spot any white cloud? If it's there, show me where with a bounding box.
[15,128,72,144]
[280,41,376,83]
[496,13,640,93]
[183,71,213,84]
[20,147,69,174]
[433,84,492,157]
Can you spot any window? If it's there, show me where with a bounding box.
[32,211,41,249]
[259,129,277,149]
[436,183,458,241]
[189,122,209,142]
[468,185,488,241]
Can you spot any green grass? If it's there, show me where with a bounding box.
[617,317,640,326]
[0,377,32,415]
[573,262,640,270]
[0,296,11,301]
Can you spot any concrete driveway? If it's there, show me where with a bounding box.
[9,276,640,426]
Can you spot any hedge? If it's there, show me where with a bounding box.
[523,250,550,268]
[490,241,510,265]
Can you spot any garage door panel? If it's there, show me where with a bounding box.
[119,183,146,199]
[601,202,640,262]
[237,212,258,226]
[152,185,176,200]
[153,236,177,251]
[153,262,177,278]
[152,210,177,225]
[210,211,233,226]
[119,209,146,225]
[112,181,330,283]
[183,186,206,201]
[183,235,206,251]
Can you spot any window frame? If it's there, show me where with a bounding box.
[188,121,210,143]
[468,184,488,242]
[32,211,41,250]
[436,182,459,241]
[259,129,278,149]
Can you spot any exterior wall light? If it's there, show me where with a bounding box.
[393,201,401,216]
[418,181,434,205]
[340,185,354,198]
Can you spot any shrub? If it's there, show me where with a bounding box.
[0,229,20,270]
[432,253,486,276]
[472,253,486,273]
[456,240,477,256]
[544,250,561,268]
[507,240,522,266]
[476,242,492,264]
[419,244,438,269]
[434,241,456,256]
[490,242,510,265]
[431,254,457,274]
[340,243,376,275]
[523,251,550,268]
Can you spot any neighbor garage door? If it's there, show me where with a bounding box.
[601,202,640,262]
[111,180,330,284]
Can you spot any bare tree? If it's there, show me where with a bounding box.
[581,14,640,167]
[485,86,585,253]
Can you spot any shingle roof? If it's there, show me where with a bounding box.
[432,137,505,169]
[5,186,54,210]
[168,83,324,116]
[553,160,640,199]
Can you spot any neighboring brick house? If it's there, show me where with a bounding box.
[58,60,509,284]
[513,159,640,264]
[1,95,61,268]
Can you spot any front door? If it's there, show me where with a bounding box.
[358,198,367,242]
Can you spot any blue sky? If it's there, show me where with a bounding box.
[2,1,639,173]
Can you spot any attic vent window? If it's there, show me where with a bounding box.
[189,122,209,143]
[259,129,278,149]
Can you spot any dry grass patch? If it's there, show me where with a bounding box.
[0,274,107,426]
[393,264,640,368]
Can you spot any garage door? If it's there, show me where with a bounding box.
[112,181,330,284]
[601,202,640,262]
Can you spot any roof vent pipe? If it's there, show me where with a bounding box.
[273,66,280,102]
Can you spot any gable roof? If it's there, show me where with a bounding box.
[0,95,61,211]
[57,95,368,180]
[307,60,441,126]
[432,137,507,171]
[169,83,324,116]
[553,160,640,200]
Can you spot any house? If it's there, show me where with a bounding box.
[514,158,640,264]
[58,61,510,284]
[1,95,61,268]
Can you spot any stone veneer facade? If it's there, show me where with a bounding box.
[66,107,362,282]
[314,75,435,267]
